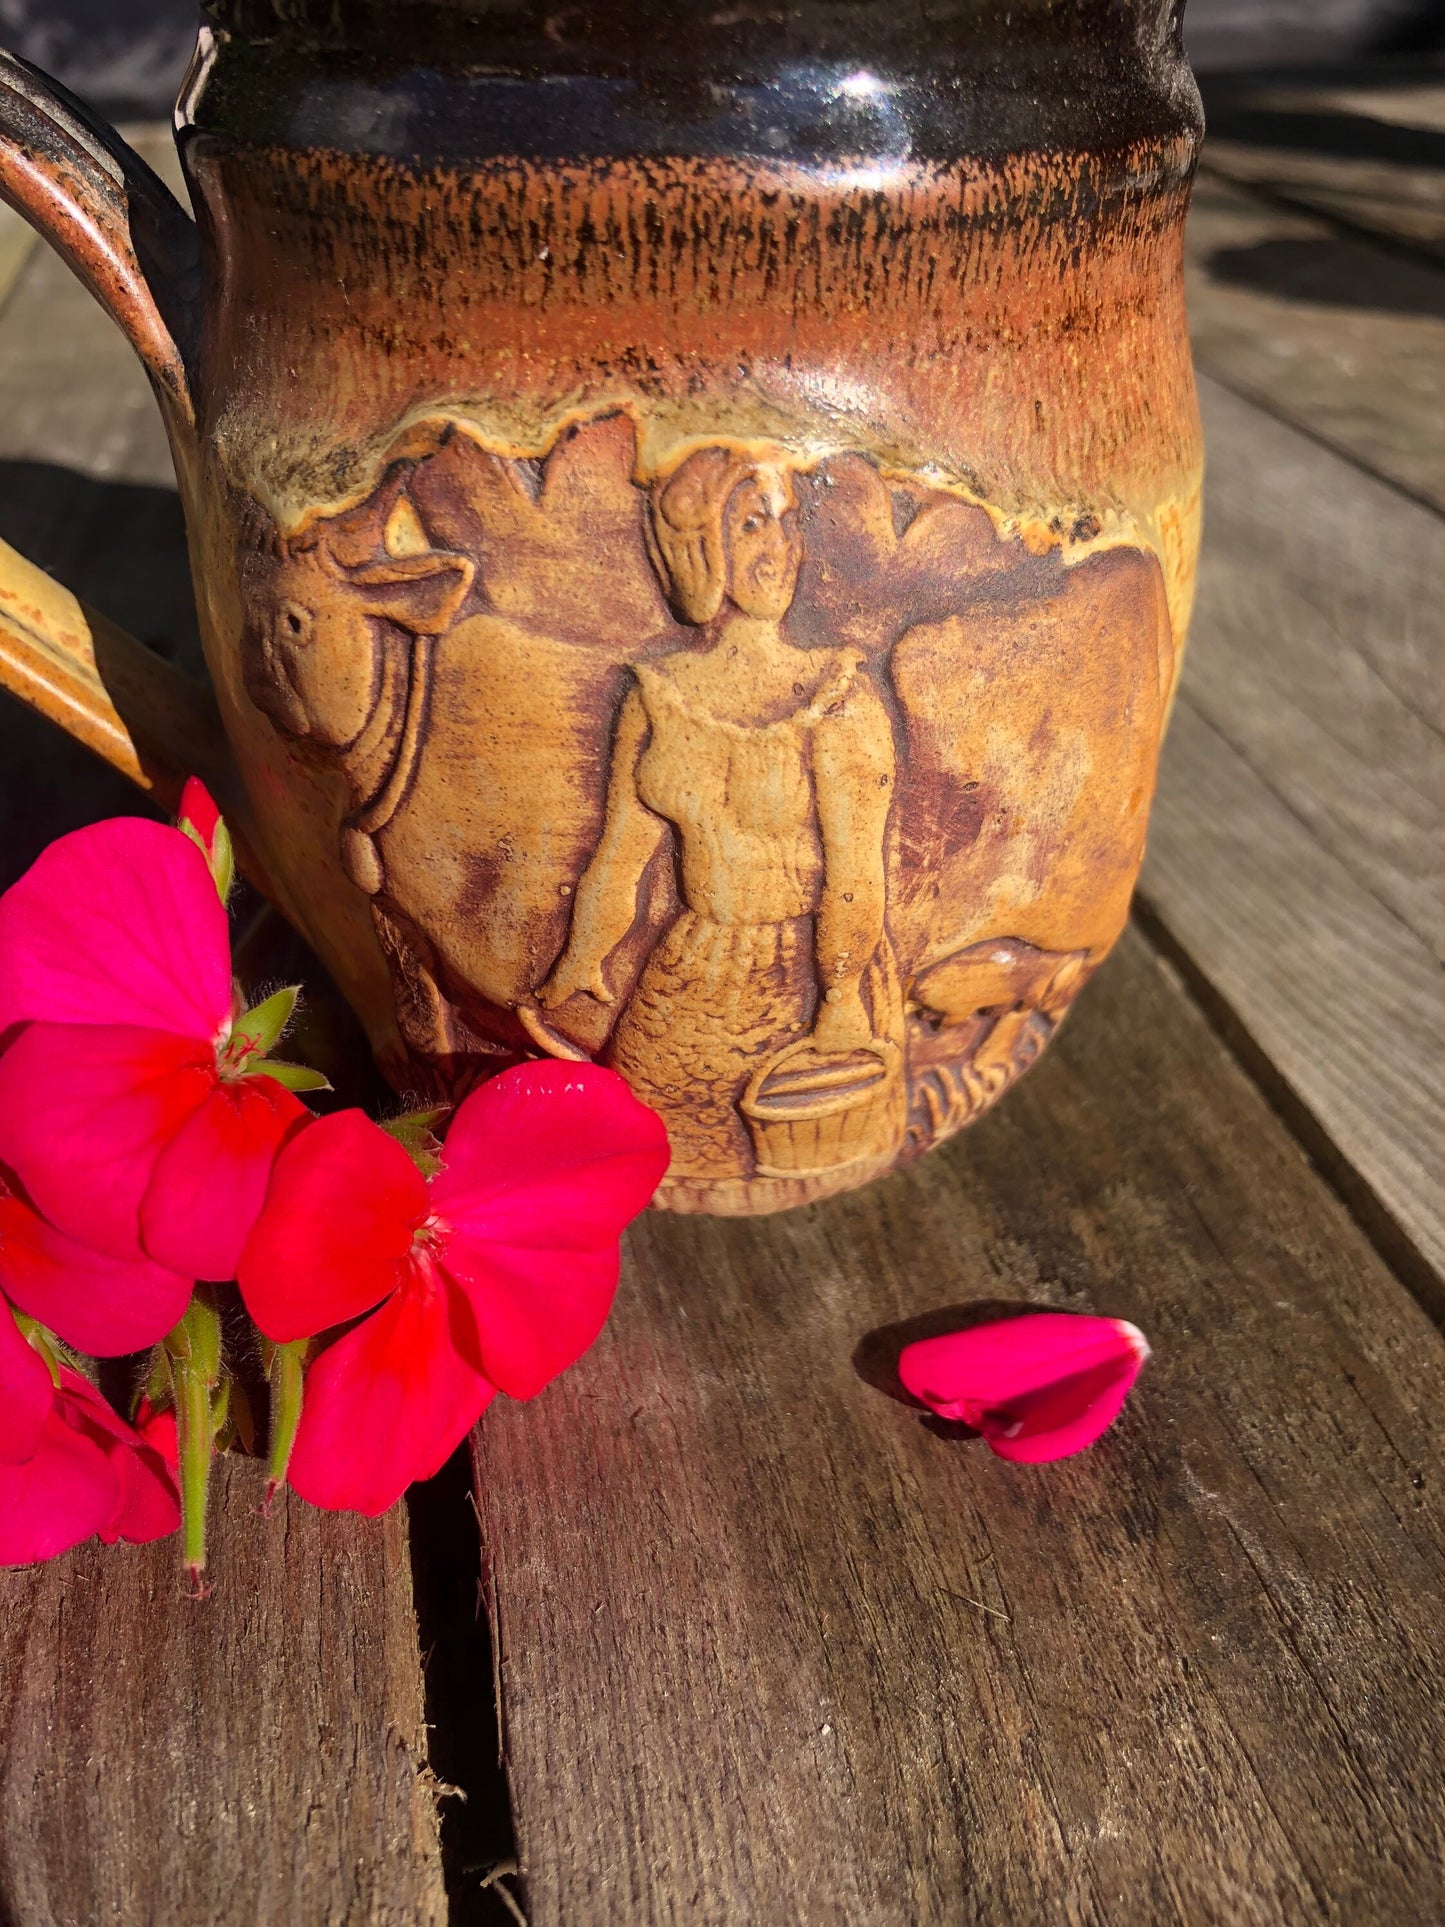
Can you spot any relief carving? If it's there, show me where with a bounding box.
[239,411,1171,1212]
[534,451,906,1188]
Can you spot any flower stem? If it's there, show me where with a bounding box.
[265,1339,307,1511]
[164,1292,223,1597]
[174,1360,212,1593]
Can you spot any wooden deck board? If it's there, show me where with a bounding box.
[476,160,1445,1913]
[1185,174,1445,514]
[0,203,36,315]
[1142,376,1445,1290]
[0,1462,447,1926]
[474,926,1445,1924]
[1200,79,1445,264]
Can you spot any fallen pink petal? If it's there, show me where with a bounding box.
[897,1311,1150,1464]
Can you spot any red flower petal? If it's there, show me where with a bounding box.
[286,1264,495,1516]
[439,1236,620,1403]
[237,1109,428,1342]
[0,1400,119,1563]
[140,1073,309,1281]
[0,1184,192,1356]
[430,1061,670,1249]
[0,1023,213,1261]
[427,1062,667,1399]
[133,1397,179,1472]
[59,1373,181,1545]
[0,1294,53,1465]
[101,1437,182,1544]
[0,818,232,1042]
[897,1312,1150,1464]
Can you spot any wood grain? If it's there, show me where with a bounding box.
[1198,86,1445,267]
[1142,376,1445,1287]
[0,529,234,813]
[474,924,1445,1924]
[0,201,35,313]
[0,1458,447,1926]
[1169,377,1443,951]
[1201,148,1445,265]
[1186,173,1445,513]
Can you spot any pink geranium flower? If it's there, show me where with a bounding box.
[0,1311,180,1564]
[0,801,308,1281]
[898,1311,1150,1463]
[0,1166,190,1356]
[239,1061,669,1516]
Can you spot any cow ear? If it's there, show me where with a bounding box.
[350,551,475,636]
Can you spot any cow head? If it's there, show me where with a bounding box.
[243,474,475,750]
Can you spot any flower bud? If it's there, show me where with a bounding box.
[177,777,235,904]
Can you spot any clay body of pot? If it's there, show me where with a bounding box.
[0,2,1203,1214]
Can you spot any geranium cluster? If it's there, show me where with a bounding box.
[0,784,669,1588]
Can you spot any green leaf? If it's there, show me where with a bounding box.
[234,985,300,1062]
[380,1107,449,1176]
[255,1058,332,1094]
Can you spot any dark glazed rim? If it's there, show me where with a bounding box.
[187,1,1203,168]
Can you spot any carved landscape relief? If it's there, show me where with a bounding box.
[238,411,1172,1213]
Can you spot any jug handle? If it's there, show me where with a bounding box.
[0,50,233,823]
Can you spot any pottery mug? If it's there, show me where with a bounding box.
[0,3,1202,1216]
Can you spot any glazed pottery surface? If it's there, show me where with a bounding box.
[0,2,1203,1213]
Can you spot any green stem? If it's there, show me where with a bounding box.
[174,1357,213,1592]
[266,1339,307,1509]
[164,1292,223,1597]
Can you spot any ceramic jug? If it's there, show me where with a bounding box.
[0,3,1203,1215]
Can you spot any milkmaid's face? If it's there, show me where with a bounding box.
[723,474,803,621]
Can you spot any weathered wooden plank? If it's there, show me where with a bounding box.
[0,128,451,1921]
[1186,173,1445,513]
[1200,84,1445,263]
[0,201,36,312]
[1141,376,1445,1288]
[1173,377,1443,953]
[1283,82,1445,136]
[0,1460,447,1926]
[475,924,1445,1924]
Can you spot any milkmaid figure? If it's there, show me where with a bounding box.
[538,446,907,1206]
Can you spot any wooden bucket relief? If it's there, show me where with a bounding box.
[741,1040,903,1178]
